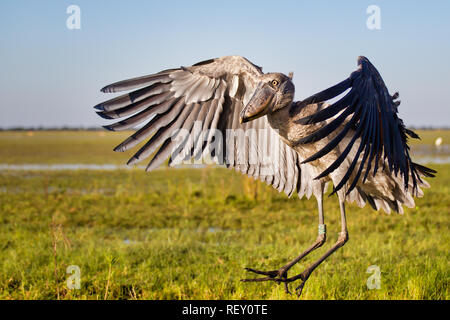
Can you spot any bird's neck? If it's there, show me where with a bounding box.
[267,103,295,143]
[267,101,326,147]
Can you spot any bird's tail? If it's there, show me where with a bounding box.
[346,162,435,215]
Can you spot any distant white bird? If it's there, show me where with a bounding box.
[435,137,443,147]
[94,55,436,296]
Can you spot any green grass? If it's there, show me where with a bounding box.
[0,131,133,164]
[0,130,448,300]
[408,129,450,145]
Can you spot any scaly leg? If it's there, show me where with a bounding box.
[277,196,349,296]
[242,184,327,293]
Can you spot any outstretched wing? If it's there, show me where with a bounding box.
[290,56,436,195]
[94,56,312,197]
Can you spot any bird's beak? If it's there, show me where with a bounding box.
[240,84,274,124]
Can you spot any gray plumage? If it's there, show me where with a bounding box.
[94,55,435,295]
[95,55,433,210]
[96,56,318,198]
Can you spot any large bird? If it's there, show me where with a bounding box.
[94,55,435,296]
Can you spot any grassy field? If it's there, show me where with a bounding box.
[0,130,448,299]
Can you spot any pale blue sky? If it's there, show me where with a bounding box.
[1,0,449,128]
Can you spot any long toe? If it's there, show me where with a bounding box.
[240,276,278,283]
[244,268,280,277]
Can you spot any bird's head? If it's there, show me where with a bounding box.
[240,73,295,124]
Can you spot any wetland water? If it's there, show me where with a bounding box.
[0,146,448,170]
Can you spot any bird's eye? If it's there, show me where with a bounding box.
[271,80,279,87]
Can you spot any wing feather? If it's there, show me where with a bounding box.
[292,56,436,193]
[95,56,316,198]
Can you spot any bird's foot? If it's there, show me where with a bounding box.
[274,269,312,297]
[241,267,297,295]
[241,267,312,297]
[241,234,327,296]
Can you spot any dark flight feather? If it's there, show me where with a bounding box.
[293,56,435,193]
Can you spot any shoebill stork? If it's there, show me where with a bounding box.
[94,55,435,296]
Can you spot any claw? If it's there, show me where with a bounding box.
[281,274,291,294]
[295,281,307,297]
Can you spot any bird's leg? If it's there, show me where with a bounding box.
[278,197,349,297]
[242,186,327,293]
